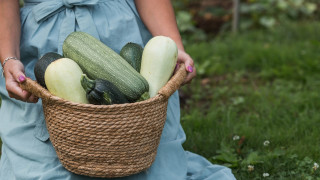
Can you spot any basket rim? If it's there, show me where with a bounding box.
[20,63,187,107]
[43,91,166,109]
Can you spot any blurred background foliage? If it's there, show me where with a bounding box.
[17,0,320,38]
[239,0,319,29]
[173,0,319,42]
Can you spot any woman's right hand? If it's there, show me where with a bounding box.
[3,60,38,103]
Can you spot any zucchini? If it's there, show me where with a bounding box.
[34,52,63,88]
[140,36,178,98]
[45,58,89,104]
[120,42,143,72]
[62,32,149,101]
[80,74,129,105]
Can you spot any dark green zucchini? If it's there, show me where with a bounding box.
[120,42,143,72]
[80,74,129,105]
[34,52,63,88]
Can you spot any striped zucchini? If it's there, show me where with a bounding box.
[62,32,149,101]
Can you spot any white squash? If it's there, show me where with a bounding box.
[45,58,89,104]
[140,36,178,98]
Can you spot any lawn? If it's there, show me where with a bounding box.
[181,21,320,179]
[1,21,320,179]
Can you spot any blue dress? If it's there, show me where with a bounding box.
[0,0,236,179]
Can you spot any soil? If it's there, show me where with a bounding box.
[188,0,233,34]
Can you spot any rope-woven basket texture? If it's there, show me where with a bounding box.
[20,64,187,178]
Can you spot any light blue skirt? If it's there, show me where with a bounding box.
[0,0,236,179]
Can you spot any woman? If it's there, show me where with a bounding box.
[0,0,236,179]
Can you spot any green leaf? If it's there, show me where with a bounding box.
[231,96,245,106]
[259,17,276,28]
[277,0,289,10]
[176,11,195,32]
[242,152,264,165]
[302,3,317,15]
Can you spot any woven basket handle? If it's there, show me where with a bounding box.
[19,78,52,101]
[158,63,187,99]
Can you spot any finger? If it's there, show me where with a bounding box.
[7,92,23,101]
[184,58,194,74]
[173,63,180,74]
[17,74,26,83]
[183,68,196,85]
[6,72,31,101]
[7,86,32,102]
[11,70,31,101]
[8,62,26,83]
[17,78,39,103]
[177,52,194,72]
[26,94,39,103]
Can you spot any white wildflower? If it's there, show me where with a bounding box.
[263,140,270,146]
[263,173,270,177]
[313,162,319,171]
[233,135,240,141]
[248,165,254,172]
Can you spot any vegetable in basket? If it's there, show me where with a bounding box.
[80,74,129,105]
[120,42,143,72]
[140,36,178,98]
[44,58,89,104]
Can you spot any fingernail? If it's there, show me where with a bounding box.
[187,66,193,73]
[19,75,26,82]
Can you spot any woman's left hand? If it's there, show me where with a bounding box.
[175,49,196,85]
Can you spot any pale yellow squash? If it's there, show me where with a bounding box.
[140,36,178,98]
[45,58,89,104]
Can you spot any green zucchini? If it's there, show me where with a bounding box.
[34,52,63,88]
[120,42,143,72]
[81,74,129,105]
[62,32,149,101]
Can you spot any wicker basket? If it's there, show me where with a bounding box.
[20,64,187,178]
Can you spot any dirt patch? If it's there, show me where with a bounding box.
[188,0,233,34]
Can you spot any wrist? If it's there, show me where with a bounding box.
[0,49,21,65]
[2,57,19,67]
[166,35,185,51]
[1,56,21,77]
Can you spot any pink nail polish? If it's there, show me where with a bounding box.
[187,66,193,73]
[19,75,26,82]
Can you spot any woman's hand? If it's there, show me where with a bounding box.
[175,49,196,85]
[3,60,38,103]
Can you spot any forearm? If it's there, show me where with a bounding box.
[0,0,21,65]
[135,0,184,51]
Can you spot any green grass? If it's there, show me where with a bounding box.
[181,21,320,179]
[186,22,320,81]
